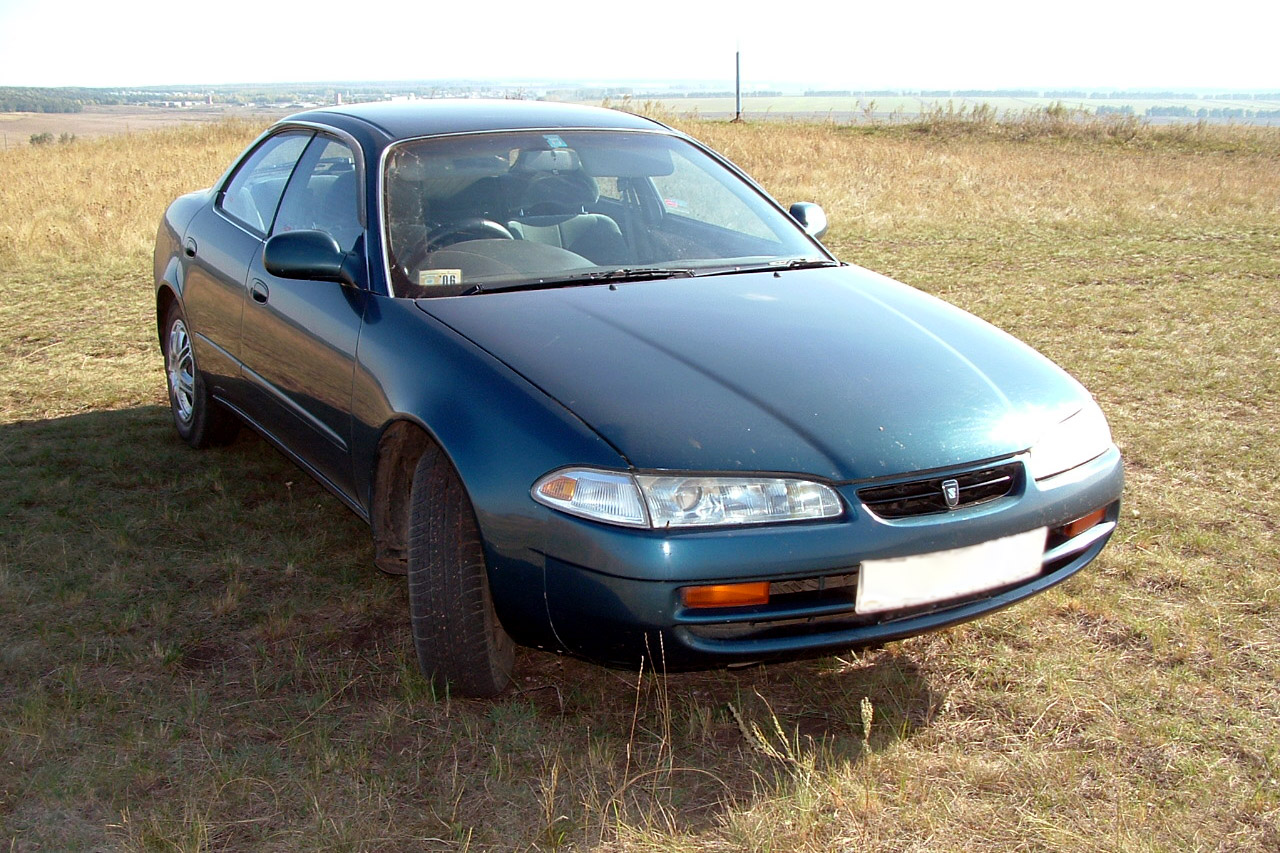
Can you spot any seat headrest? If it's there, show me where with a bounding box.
[512,171,599,218]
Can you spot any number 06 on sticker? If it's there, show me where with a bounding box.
[419,269,462,287]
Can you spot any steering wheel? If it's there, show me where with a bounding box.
[401,218,514,273]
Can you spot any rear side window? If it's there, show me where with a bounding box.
[274,136,363,252]
[219,132,312,233]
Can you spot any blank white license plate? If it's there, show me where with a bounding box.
[856,527,1047,615]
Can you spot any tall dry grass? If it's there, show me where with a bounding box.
[2,111,1274,270]
[0,120,260,271]
[680,118,1279,241]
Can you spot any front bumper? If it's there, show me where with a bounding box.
[535,446,1123,667]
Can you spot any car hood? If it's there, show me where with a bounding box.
[416,265,1088,482]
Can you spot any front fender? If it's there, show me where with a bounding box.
[349,294,625,647]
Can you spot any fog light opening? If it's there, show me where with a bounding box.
[681,581,770,609]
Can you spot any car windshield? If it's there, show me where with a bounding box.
[382,130,825,297]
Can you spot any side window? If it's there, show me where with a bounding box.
[595,176,623,201]
[274,137,363,252]
[219,132,312,233]
[649,151,775,240]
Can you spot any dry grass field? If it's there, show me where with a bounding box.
[1,112,1278,851]
[0,105,291,149]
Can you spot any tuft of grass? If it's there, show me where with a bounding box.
[1,116,1278,851]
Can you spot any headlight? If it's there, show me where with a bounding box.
[636,474,843,528]
[532,469,843,529]
[1027,399,1114,481]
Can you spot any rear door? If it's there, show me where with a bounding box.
[180,131,312,401]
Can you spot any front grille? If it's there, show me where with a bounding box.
[769,572,858,599]
[857,462,1021,519]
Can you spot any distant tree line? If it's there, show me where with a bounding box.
[630,90,783,99]
[799,89,1280,101]
[5,83,1280,116]
[1044,90,1280,100]
[0,86,168,112]
[1097,104,1280,120]
[1,85,234,112]
[649,91,736,99]
[804,90,911,97]
[0,87,86,112]
[919,89,1041,98]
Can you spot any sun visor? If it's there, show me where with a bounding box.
[576,144,675,178]
[391,152,509,182]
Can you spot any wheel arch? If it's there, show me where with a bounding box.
[369,418,440,575]
[155,284,179,351]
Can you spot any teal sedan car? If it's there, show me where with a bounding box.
[154,100,1122,696]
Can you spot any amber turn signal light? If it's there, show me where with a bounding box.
[680,581,770,608]
[1059,508,1106,540]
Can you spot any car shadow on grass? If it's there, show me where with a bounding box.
[0,406,943,849]
[495,644,942,838]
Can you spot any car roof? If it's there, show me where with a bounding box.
[281,99,669,142]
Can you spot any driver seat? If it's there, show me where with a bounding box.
[506,154,627,265]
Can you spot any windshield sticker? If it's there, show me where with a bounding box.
[543,134,568,149]
[419,269,463,287]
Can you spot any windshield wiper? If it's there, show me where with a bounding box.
[456,261,836,295]
[780,258,843,270]
[694,258,841,278]
[461,267,695,295]
[591,267,696,282]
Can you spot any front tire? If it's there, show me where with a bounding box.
[162,301,239,448]
[407,446,515,698]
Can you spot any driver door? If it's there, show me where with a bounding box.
[238,135,367,500]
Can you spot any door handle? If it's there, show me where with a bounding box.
[184,238,197,258]
[250,279,269,304]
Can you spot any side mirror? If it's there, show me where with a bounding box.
[263,230,358,286]
[789,202,829,240]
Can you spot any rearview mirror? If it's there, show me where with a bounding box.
[789,202,829,240]
[263,230,358,286]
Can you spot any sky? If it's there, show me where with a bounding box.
[0,0,1275,91]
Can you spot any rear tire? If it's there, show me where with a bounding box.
[407,446,515,697]
[162,301,239,448]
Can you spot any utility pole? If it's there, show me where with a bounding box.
[733,49,744,123]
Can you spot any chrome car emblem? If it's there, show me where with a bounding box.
[941,479,960,509]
